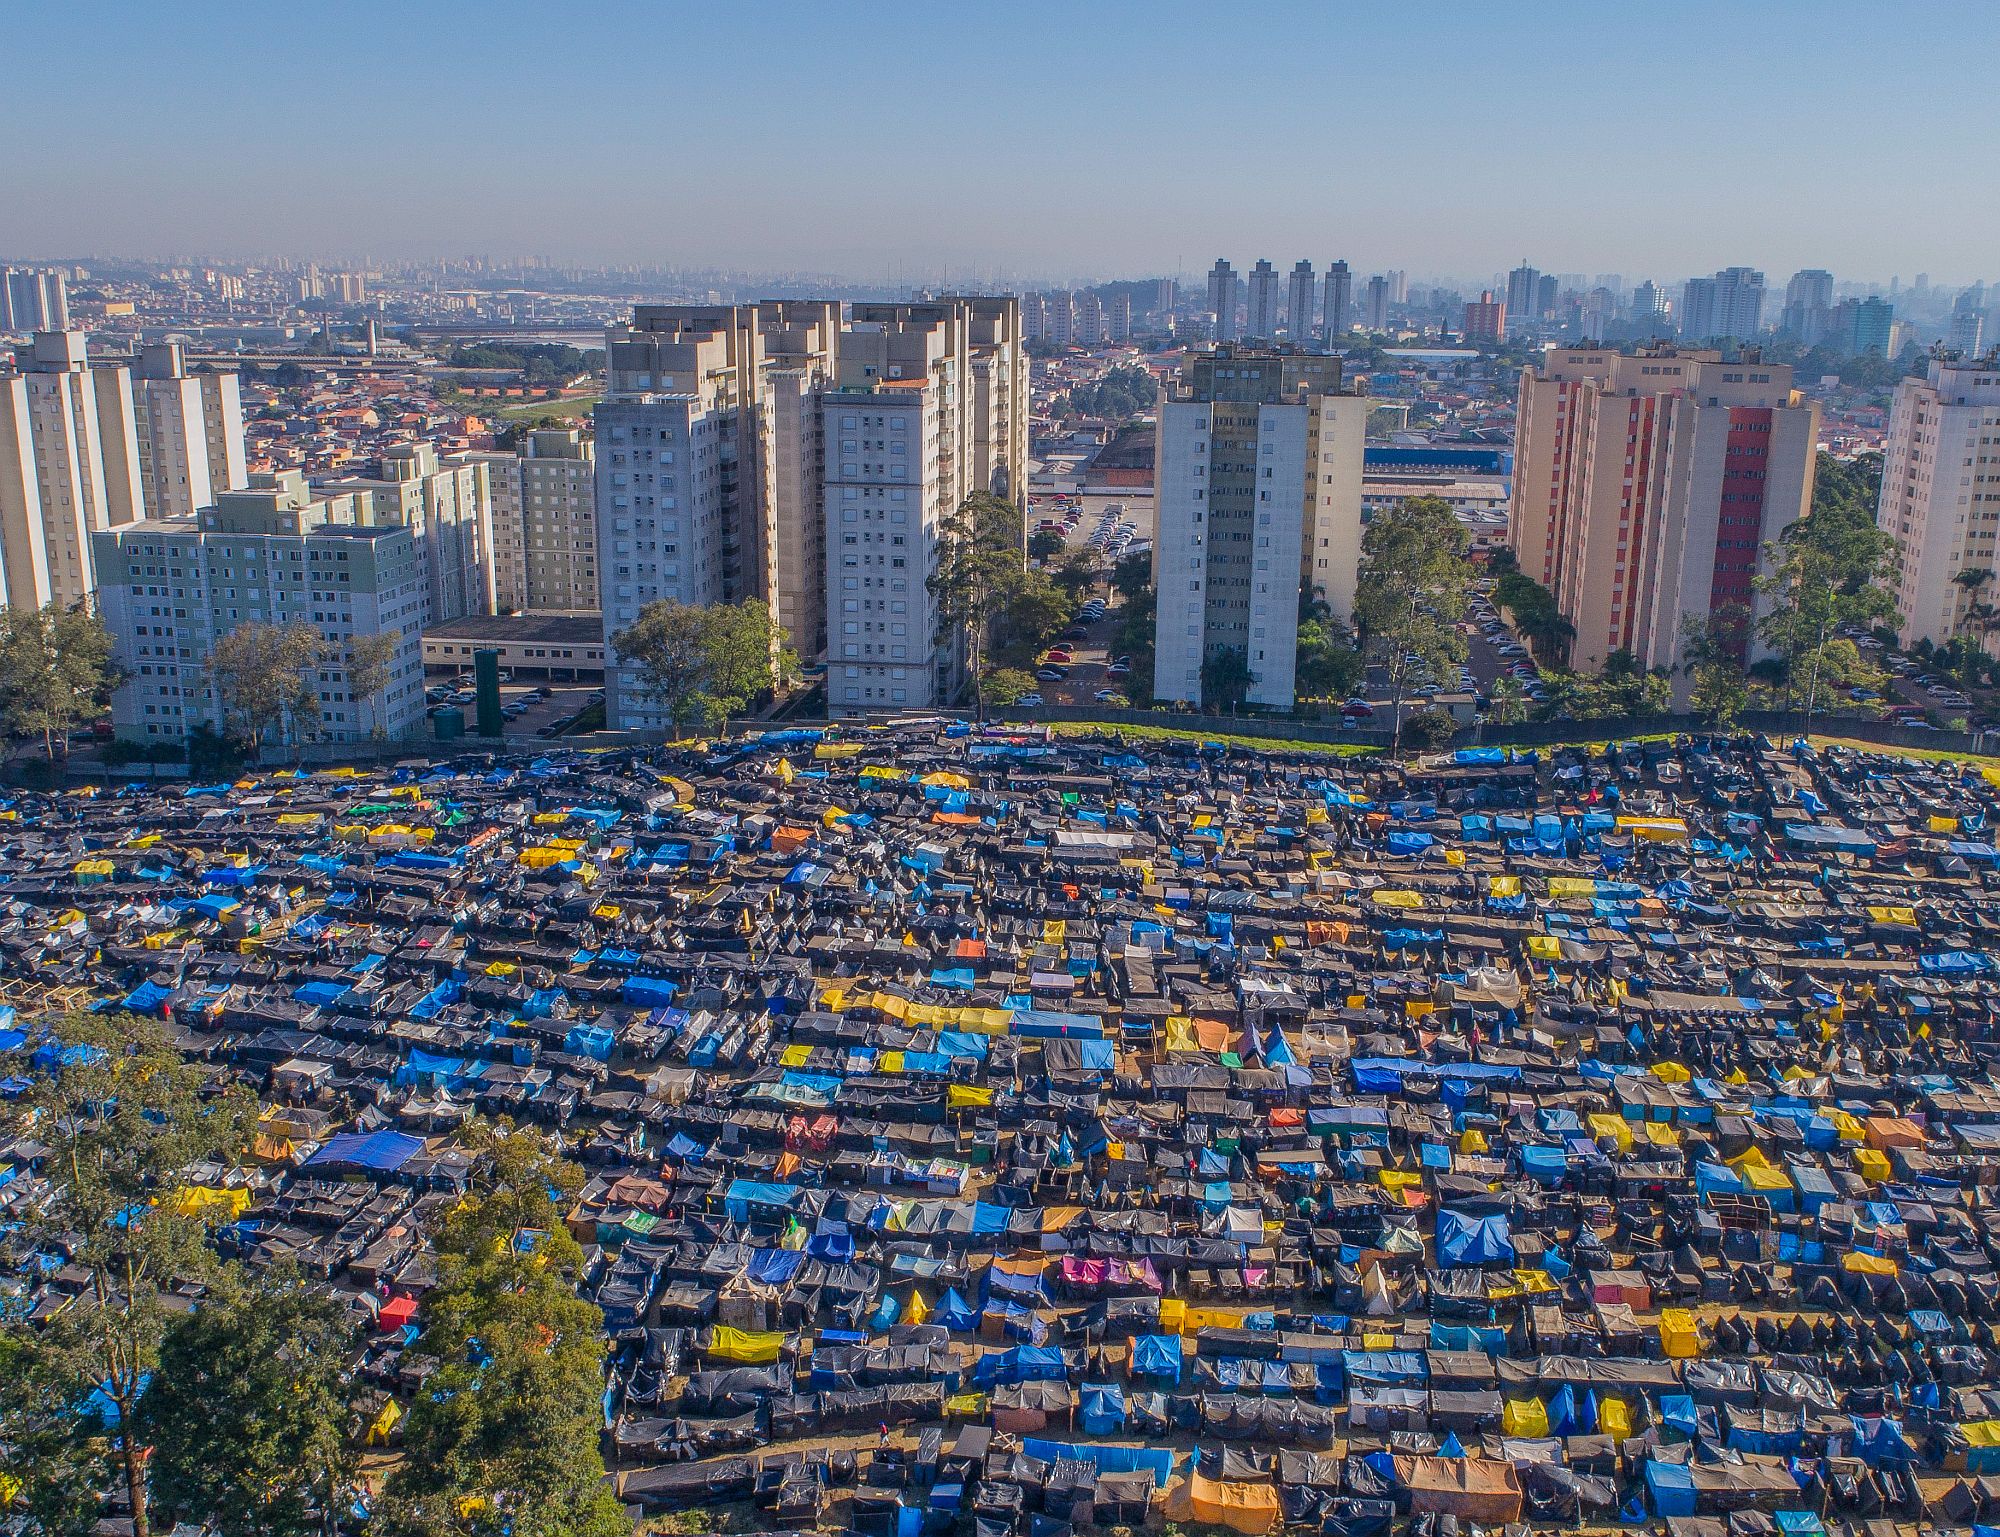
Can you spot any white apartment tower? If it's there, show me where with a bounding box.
[1208,260,1239,342]
[475,427,599,616]
[1152,346,1369,711]
[93,471,428,745]
[1245,260,1280,341]
[319,442,495,626]
[131,342,247,520]
[1878,354,2000,649]
[1286,261,1316,341]
[0,331,146,608]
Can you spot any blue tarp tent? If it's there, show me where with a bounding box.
[304,1129,423,1174]
[1020,1440,1175,1488]
[1132,1333,1182,1382]
[1646,1460,1697,1517]
[1436,1210,1515,1268]
[1079,1383,1126,1434]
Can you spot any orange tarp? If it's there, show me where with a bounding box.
[1394,1457,1524,1523]
[1168,1471,1281,1535]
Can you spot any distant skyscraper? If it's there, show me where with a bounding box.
[1245,260,1280,340]
[1207,259,1239,342]
[1074,290,1106,346]
[1630,281,1670,329]
[1781,269,1835,344]
[1462,291,1506,345]
[1363,275,1390,331]
[1680,267,1765,342]
[1106,291,1132,344]
[1535,273,1558,319]
[1947,305,1986,358]
[1153,347,1367,710]
[1847,296,1894,357]
[1155,278,1176,317]
[1286,260,1316,340]
[1385,270,1408,306]
[1322,262,1352,339]
[1505,262,1540,335]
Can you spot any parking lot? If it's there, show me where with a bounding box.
[423,677,603,740]
[1018,493,1147,709]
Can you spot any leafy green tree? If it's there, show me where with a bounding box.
[208,621,329,756]
[1353,497,1472,752]
[1757,452,1899,720]
[1111,552,1152,604]
[1492,566,1573,665]
[0,1012,257,1537]
[1295,618,1363,700]
[1487,677,1530,725]
[1200,648,1255,712]
[1114,582,1157,708]
[0,601,116,760]
[981,668,1038,708]
[381,1123,623,1537]
[1680,607,1752,728]
[1027,529,1064,562]
[610,598,785,736]
[930,492,1028,714]
[0,1333,110,1537]
[1059,364,1157,420]
[142,1268,361,1537]
[992,569,1077,670]
[1401,708,1459,752]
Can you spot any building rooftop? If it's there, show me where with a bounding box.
[423,613,601,646]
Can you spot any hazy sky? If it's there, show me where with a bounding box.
[5,0,1995,287]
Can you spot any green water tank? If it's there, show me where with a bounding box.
[433,707,465,741]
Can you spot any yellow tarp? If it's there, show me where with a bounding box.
[921,771,970,789]
[1962,1419,2000,1449]
[1659,1308,1700,1359]
[1738,1163,1793,1194]
[1854,1147,1891,1181]
[1868,906,1918,925]
[779,1044,812,1068]
[1548,877,1598,898]
[1598,1396,1632,1437]
[1616,816,1689,842]
[1169,1471,1281,1534]
[1043,919,1067,944]
[860,764,908,781]
[1502,1398,1549,1436]
[1526,934,1561,960]
[1488,875,1521,897]
[366,1397,402,1445]
[1929,815,1959,833]
[814,742,864,759]
[948,1083,995,1109]
[171,1185,250,1222]
[706,1326,787,1363]
[1842,1250,1897,1276]
[1372,889,1424,909]
[1650,1060,1692,1083]
[74,858,115,875]
[1586,1114,1632,1152]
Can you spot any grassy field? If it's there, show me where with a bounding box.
[1042,721,1380,755]
[439,390,601,427]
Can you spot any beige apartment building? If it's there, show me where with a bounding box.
[1511,346,1818,674]
[132,341,247,520]
[475,427,598,615]
[1877,354,2000,649]
[0,331,145,608]
[320,442,496,626]
[595,297,1027,725]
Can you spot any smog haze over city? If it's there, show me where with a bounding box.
[5,0,1999,286]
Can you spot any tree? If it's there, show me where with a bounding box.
[1059,364,1156,421]
[1487,676,1530,726]
[1353,497,1472,753]
[381,1123,624,1537]
[1493,566,1573,666]
[1027,529,1064,563]
[0,1012,256,1537]
[1294,618,1364,700]
[1681,608,1752,728]
[0,1332,111,1537]
[0,601,116,760]
[930,492,1028,715]
[142,1268,361,1537]
[344,631,402,739]
[610,598,784,737]
[981,668,1038,708]
[1200,648,1255,713]
[991,569,1077,670]
[1401,708,1459,752]
[1111,552,1152,605]
[1757,451,1898,725]
[208,621,329,756]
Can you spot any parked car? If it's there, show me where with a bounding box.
[1093,690,1127,705]
[1016,692,1042,707]
[1035,666,1068,682]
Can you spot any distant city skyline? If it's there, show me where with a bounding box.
[6,0,2000,281]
